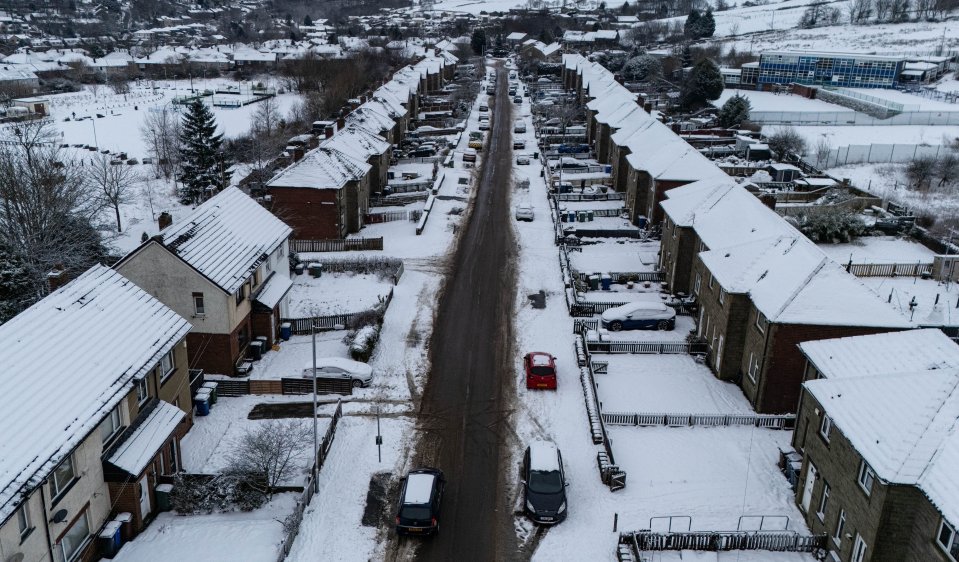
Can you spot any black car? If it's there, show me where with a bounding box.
[523,443,568,524]
[395,468,445,536]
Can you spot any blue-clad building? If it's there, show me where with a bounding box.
[757,50,904,89]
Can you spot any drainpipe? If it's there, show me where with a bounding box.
[756,321,773,412]
[39,482,55,562]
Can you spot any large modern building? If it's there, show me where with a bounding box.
[757,51,904,89]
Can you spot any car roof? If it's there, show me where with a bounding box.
[529,442,560,471]
[303,357,370,372]
[527,352,553,366]
[404,472,436,504]
[623,301,669,312]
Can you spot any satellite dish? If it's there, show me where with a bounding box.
[7,553,25,562]
[52,509,68,523]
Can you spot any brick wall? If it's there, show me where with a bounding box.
[904,493,954,562]
[662,223,697,294]
[625,168,651,224]
[186,314,252,376]
[609,143,631,193]
[251,308,280,348]
[268,186,344,240]
[596,122,611,163]
[648,179,691,224]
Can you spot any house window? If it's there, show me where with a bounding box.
[694,273,701,295]
[58,509,90,562]
[192,292,205,316]
[747,352,759,383]
[159,350,176,383]
[235,287,244,305]
[719,289,726,305]
[858,461,875,495]
[17,503,31,540]
[817,481,830,521]
[755,311,767,333]
[50,455,76,500]
[820,414,832,442]
[100,406,122,444]
[834,509,846,547]
[136,377,149,405]
[708,273,714,289]
[938,519,959,560]
[852,534,867,562]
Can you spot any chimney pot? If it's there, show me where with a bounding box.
[158,211,173,231]
[337,116,345,130]
[46,266,70,293]
[325,126,334,138]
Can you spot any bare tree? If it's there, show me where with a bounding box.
[89,154,141,233]
[814,137,833,168]
[225,419,312,500]
[848,0,873,23]
[0,120,105,293]
[767,127,808,160]
[914,0,935,17]
[874,0,893,20]
[890,0,911,20]
[253,96,281,138]
[936,150,959,187]
[140,105,182,179]
[905,155,937,191]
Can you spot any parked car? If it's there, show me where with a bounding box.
[558,144,590,154]
[600,302,676,331]
[523,442,568,524]
[463,149,477,163]
[515,203,535,222]
[524,352,556,389]
[395,468,445,536]
[513,140,525,150]
[516,154,531,165]
[486,86,495,94]
[478,120,490,131]
[479,104,489,113]
[513,96,523,104]
[300,357,374,388]
[514,120,526,133]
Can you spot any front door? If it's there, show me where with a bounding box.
[801,463,817,512]
[139,476,152,519]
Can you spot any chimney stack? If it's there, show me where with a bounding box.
[324,126,334,139]
[158,211,173,231]
[337,116,345,130]
[46,266,69,293]
[643,102,652,113]
[292,147,304,162]
[760,194,777,211]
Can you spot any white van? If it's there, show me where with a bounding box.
[514,120,527,134]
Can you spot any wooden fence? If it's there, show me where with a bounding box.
[602,412,796,429]
[369,192,430,207]
[365,209,421,223]
[845,262,932,277]
[280,377,353,395]
[277,401,344,561]
[587,341,708,355]
[290,238,383,253]
[574,271,664,284]
[620,530,828,553]
[555,192,624,202]
[282,288,394,335]
[212,379,250,396]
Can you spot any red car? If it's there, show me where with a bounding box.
[525,352,557,390]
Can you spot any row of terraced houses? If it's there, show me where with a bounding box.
[562,53,959,562]
[0,52,457,562]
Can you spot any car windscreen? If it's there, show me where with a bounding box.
[530,366,554,377]
[399,505,431,520]
[528,469,563,494]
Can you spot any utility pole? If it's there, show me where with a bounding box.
[311,323,319,493]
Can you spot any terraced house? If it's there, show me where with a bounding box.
[792,329,959,562]
[116,187,292,376]
[0,265,193,562]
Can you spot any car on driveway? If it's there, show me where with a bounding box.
[523,442,568,524]
[524,352,556,389]
[600,301,676,331]
[395,468,445,536]
[515,203,534,222]
[301,357,374,388]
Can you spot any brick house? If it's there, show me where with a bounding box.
[693,232,913,413]
[265,146,372,240]
[791,329,959,562]
[116,187,292,376]
[0,265,193,562]
[347,105,401,145]
[323,123,391,196]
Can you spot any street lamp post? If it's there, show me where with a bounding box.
[311,323,319,493]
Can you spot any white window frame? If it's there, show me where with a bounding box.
[755,311,767,333]
[820,414,832,442]
[58,509,90,562]
[833,509,846,547]
[159,350,175,384]
[747,352,759,383]
[17,502,31,539]
[938,518,959,561]
[852,534,867,562]
[192,292,205,316]
[100,405,122,444]
[719,288,726,305]
[694,272,701,295]
[858,461,876,496]
[50,455,76,500]
[136,377,149,405]
[817,481,830,521]
[708,272,714,289]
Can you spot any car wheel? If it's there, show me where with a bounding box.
[352,379,364,388]
[609,321,623,331]
[658,320,670,331]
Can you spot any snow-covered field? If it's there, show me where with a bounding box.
[716,89,853,113]
[790,124,959,148]
[286,272,394,318]
[826,162,959,217]
[861,275,959,326]
[569,239,660,273]
[818,235,937,265]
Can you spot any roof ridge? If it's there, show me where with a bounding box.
[768,254,828,321]
[909,375,959,481]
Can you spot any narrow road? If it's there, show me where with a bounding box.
[412,63,519,560]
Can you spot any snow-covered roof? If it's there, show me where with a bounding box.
[529,442,560,471]
[0,65,37,81]
[267,147,371,191]
[0,265,190,522]
[323,124,390,158]
[155,187,292,294]
[346,105,397,134]
[506,32,527,41]
[806,370,959,525]
[107,401,184,476]
[800,328,959,380]
[254,273,292,310]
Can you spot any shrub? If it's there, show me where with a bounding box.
[349,324,380,362]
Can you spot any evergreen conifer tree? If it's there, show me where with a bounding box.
[696,8,716,38]
[682,58,724,108]
[718,93,751,128]
[684,9,701,37]
[179,100,227,204]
